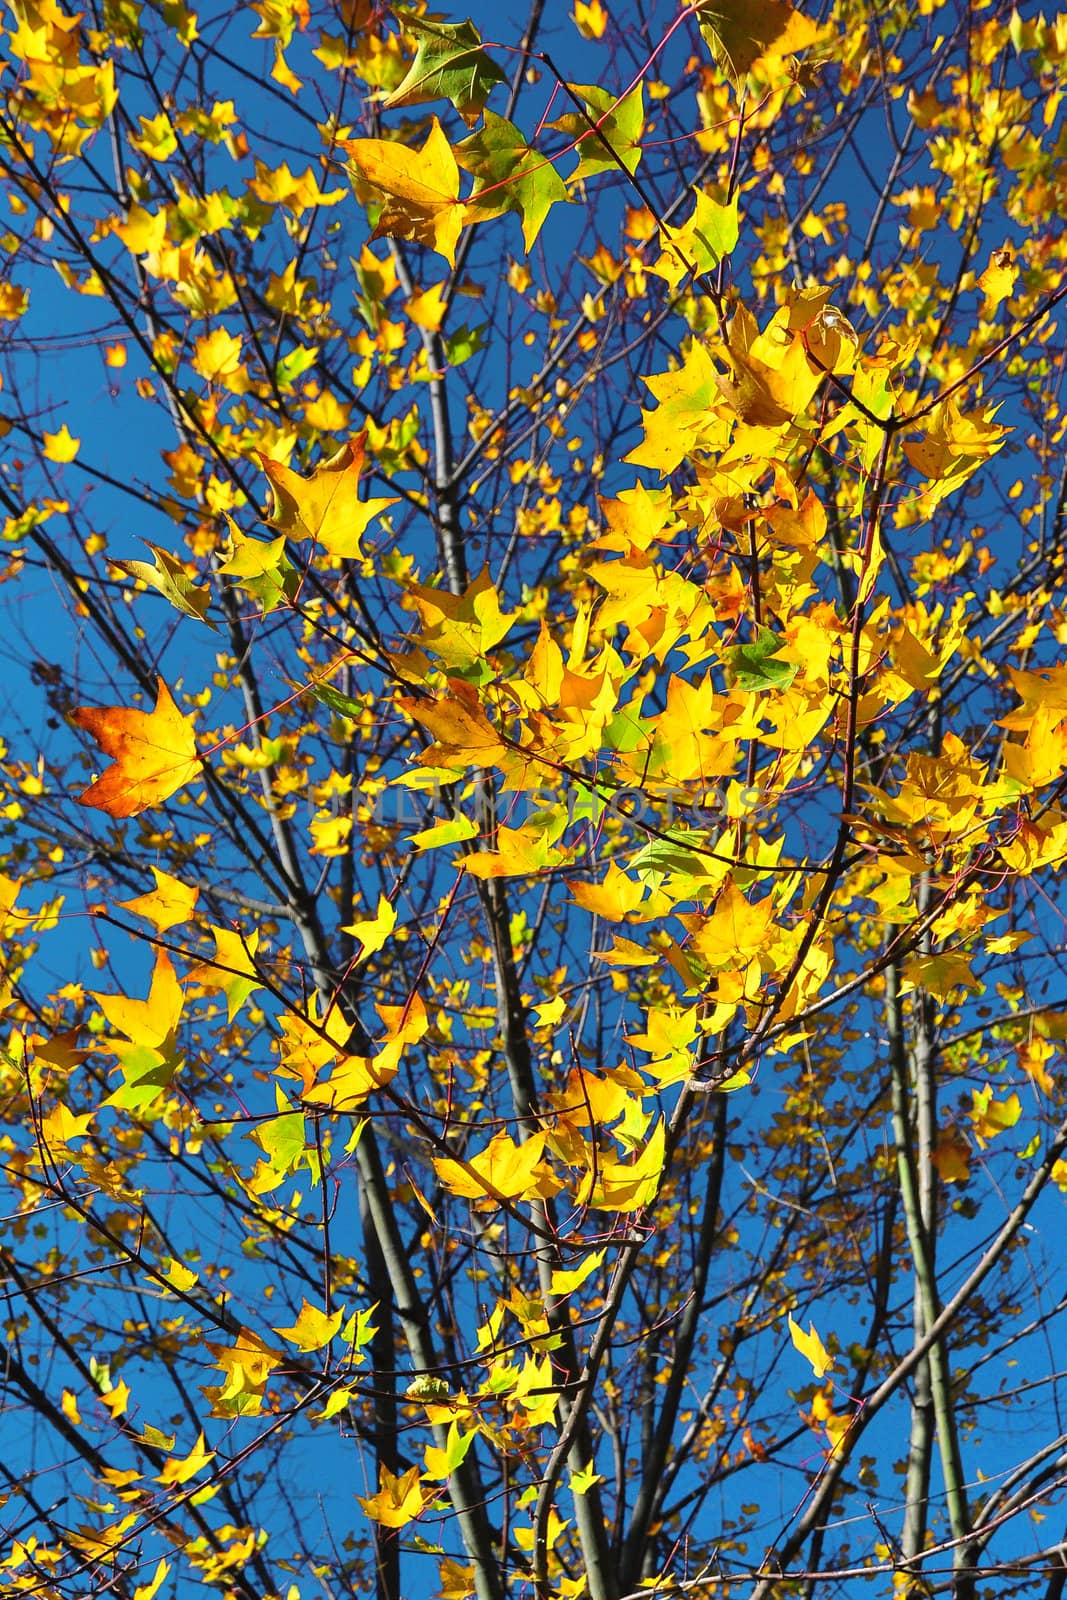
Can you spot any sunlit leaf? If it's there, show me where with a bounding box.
[788,1314,836,1379]
[73,677,200,816]
[385,8,505,126]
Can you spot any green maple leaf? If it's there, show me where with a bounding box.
[550,83,645,184]
[456,110,570,251]
[631,833,721,879]
[218,520,297,615]
[726,627,798,691]
[384,8,506,128]
[305,679,364,720]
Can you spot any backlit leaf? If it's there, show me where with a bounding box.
[346,119,468,266]
[113,541,215,626]
[260,433,397,558]
[384,8,505,127]
[73,677,201,817]
[727,627,799,692]
[273,1299,344,1352]
[788,1314,836,1379]
[697,0,820,84]
[457,111,570,251]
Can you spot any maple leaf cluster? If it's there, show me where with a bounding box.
[3,1,1067,1599]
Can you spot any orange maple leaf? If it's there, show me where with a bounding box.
[73,676,200,817]
[259,432,397,558]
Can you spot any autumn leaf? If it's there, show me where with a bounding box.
[969,1085,1022,1148]
[118,866,199,933]
[697,0,820,85]
[73,676,201,817]
[345,118,468,266]
[42,423,80,462]
[401,679,509,770]
[188,924,263,1021]
[341,895,397,960]
[584,1119,665,1213]
[40,1101,94,1148]
[93,949,184,1113]
[651,189,740,290]
[359,1465,432,1529]
[788,1313,836,1379]
[726,627,799,691]
[155,1431,215,1486]
[94,947,183,1049]
[422,1419,475,1480]
[550,82,645,183]
[259,434,397,558]
[218,520,296,614]
[113,541,215,626]
[978,246,1017,317]
[203,1327,282,1416]
[572,0,607,39]
[568,861,647,920]
[273,1299,344,1352]
[132,1561,170,1600]
[931,1129,971,1184]
[404,566,518,674]
[434,1130,561,1204]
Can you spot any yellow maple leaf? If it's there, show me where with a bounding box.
[155,1430,215,1486]
[205,1327,281,1410]
[568,861,647,920]
[651,189,740,291]
[191,326,246,388]
[99,1381,131,1420]
[119,866,199,933]
[573,0,607,39]
[439,1556,477,1600]
[132,1560,170,1600]
[161,1257,199,1293]
[93,948,183,1048]
[188,925,262,1022]
[271,41,302,93]
[112,203,168,255]
[401,679,508,770]
[39,1101,94,1147]
[342,894,397,960]
[1019,1036,1055,1096]
[273,1298,344,1352]
[359,1464,428,1528]
[978,246,1017,317]
[345,118,468,266]
[0,282,28,318]
[584,1119,665,1212]
[42,423,80,462]
[422,1419,475,1481]
[405,282,447,330]
[1002,703,1067,791]
[405,567,518,669]
[259,432,396,557]
[462,820,564,880]
[788,1313,836,1379]
[698,0,820,84]
[931,1129,971,1184]
[969,1085,1022,1148]
[434,1130,560,1204]
[73,676,200,817]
